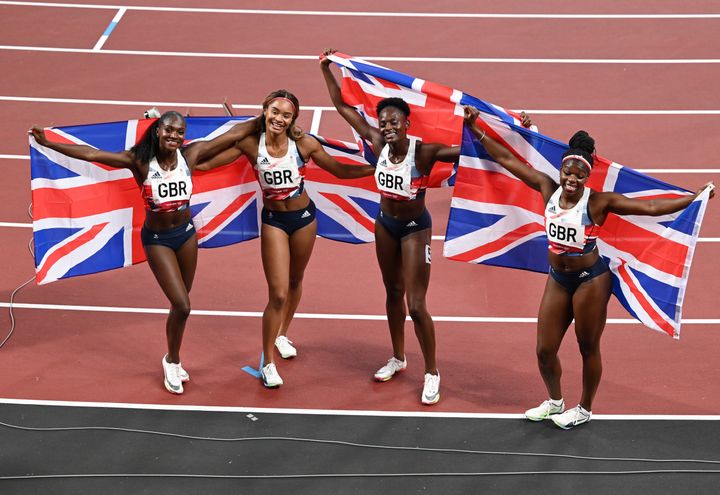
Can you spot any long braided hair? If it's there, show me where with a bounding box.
[130,111,185,165]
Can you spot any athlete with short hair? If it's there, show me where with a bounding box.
[320,50,486,404]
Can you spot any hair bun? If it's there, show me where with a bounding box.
[143,107,161,119]
[568,130,595,155]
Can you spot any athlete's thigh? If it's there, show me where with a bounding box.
[175,234,198,292]
[260,224,291,289]
[400,228,432,298]
[288,219,318,279]
[572,272,612,343]
[144,244,189,304]
[537,276,574,350]
[375,219,403,289]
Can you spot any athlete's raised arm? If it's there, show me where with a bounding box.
[29,126,136,170]
[464,106,556,202]
[319,49,383,150]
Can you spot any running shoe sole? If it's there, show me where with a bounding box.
[164,379,183,394]
[374,370,404,382]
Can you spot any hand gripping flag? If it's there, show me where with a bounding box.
[30,116,261,285]
[445,114,712,339]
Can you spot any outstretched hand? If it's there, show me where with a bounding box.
[320,48,337,66]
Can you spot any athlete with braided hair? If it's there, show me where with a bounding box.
[465,105,714,428]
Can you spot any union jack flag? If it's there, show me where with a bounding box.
[305,135,379,243]
[30,115,383,283]
[445,114,712,339]
[325,53,711,338]
[326,51,531,188]
[183,117,261,248]
[30,116,260,285]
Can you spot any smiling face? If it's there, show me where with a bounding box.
[156,115,186,152]
[263,98,296,137]
[559,159,590,196]
[378,107,409,144]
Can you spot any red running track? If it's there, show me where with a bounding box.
[1,0,719,415]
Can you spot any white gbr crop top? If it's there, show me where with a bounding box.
[544,186,599,255]
[254,133,306,200]
[142,149,192,213]
[375,137,428,201]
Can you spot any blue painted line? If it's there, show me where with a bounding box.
[102,21,119,37]
[241,352,264,378]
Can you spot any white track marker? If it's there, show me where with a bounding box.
[92,8,126,51]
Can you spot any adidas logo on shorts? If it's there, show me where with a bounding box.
[301,210,311,218]
[578,270,590,278]
[186,223,194,231]
[406,220,418,227]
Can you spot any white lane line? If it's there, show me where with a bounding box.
[2,45,720,64]
[1,301,719,324]
[310,108,323,135]
[0,222,32,228]
[1,398,719,420]
[0,95,227,109]
[92,7,126,51]
[427,236,720,243]
[1,1,720,19]
[3,96,720,116]
[3,222,719,243]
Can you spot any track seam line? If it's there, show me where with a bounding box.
[2,302,720,324]
[2,45,720,64]
[2,398,720,419]
[2,1,720,18]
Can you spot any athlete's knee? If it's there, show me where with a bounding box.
[536,345,558,366]
[406,298,429,323]
[577,337,601,359]
[170,299,191,320]
[267,289,288,310]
